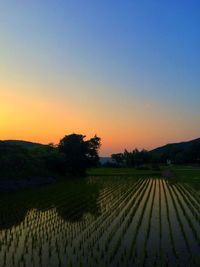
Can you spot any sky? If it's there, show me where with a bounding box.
[0,1,200,156]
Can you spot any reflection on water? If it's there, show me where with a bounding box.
[0,177,200,267]
[0,179,101,229]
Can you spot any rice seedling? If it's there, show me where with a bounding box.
[1,175,200,266]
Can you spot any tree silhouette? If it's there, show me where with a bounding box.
[58,134,101,176]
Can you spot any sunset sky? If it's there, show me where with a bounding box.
[1,1,199,156]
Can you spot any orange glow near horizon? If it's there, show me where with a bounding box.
[1,79,199,156]
[1,2,199,156]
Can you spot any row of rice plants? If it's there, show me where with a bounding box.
[0,180,129,267]
[170,184,200,264]
[174,184,200,243]
[127,179,154,265]
[2,177,200,267]
[165,180,193,266]
[103,179,151,265]
[142,179,157,266]
[161,179,178,264]
[68,179,144,266]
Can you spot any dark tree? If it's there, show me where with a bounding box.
[86,135,101,167]
[111,153,124,166]
[58,134,101,176]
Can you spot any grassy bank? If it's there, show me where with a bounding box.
[88,166,200,182]
[169,165,200,183]
[88,167,161,177]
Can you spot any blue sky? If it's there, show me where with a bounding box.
[1,0,200,155]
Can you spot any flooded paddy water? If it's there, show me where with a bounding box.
[0,176,200,267]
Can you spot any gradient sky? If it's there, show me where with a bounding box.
[0,1,200,156]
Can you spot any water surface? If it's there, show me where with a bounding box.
[0,177,200,267]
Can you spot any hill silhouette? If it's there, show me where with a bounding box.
[151,138,200,155]
[3,140,48,149]
[2,137,200,159]
[0,134,101,183]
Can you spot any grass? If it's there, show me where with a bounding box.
[88,167,161,177]
[89,165,200,184]
[170,165,200,182]
[162,165,200,192]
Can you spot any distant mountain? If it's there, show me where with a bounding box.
[2,140,47,149]
[151,138,200,155]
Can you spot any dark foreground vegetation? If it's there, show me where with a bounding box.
[0,134,101,181]
[0,136,199,192]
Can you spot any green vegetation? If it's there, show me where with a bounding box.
[0,167,200,266]
[110,138,200,167]
[170,165,200,182]
[1,133,200,266]
[88,167,160,177]
[0,178,101,229]
[152,138,200,164]
[59,134,101,176]
[0,134,101,181]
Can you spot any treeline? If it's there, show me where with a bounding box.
[154,143,200,164]
[110,149,159,169]
[0,134,101,180]
[110,144,200,168]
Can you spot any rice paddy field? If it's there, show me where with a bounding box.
[1,167,200,267]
